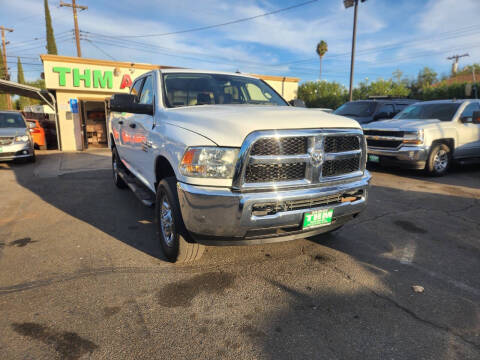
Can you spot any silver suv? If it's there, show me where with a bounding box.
[0,111,35,163]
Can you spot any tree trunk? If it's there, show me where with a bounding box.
[319,56,323,81]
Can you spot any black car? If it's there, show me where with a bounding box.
[334,97,419,124]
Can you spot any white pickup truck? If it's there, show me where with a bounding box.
[108,69,370,262]
[364,99,480,176]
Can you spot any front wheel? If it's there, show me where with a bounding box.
[155,177,204,263]
[426,143,451,176]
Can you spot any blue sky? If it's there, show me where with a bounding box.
[2,0,480,86]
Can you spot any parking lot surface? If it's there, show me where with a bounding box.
[0,151,479,359]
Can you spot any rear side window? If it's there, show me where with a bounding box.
[377,104,394,117]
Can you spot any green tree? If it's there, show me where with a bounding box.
[298,80,348,109]
[353,78,410,99]
[417,67,438,88]
[316,40,328,81]
[0,47,8,110]
[44,0,58,54]
[17,57,30,110]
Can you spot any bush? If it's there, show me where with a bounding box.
[297,81,348,109]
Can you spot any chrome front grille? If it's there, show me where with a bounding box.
[364,129,404,149]
[0,137,14,146]
[233,129,366,190]
[245,162,306,183]
[251,137,307,155]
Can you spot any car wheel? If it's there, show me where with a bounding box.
[155,177,204,263]
[112,147,127,189]
[426,143,451,176]
[28,153,36,163]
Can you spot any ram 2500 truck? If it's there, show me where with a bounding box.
[108,69,370,262]
[364,99,480,176]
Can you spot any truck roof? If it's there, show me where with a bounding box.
[159,68,258,79]
[418,99,480,104]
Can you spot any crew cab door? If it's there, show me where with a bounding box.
[116,78,145,168]
[456,102,480,158]
[130,74,156,188]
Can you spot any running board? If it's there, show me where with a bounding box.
[118,170,155,207]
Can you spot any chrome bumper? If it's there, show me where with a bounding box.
[368,146,429,161]
[177,172,370,244]
[0,142,34,161]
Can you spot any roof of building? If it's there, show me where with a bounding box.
[432,73,478,87]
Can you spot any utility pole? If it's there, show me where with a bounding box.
[1,26,14,109]
[447,53,469,75]
[344,0,367,102]
[60,0,87,57]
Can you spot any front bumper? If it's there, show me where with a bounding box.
[177,172,371,245]
[0,142,34,161]
[368,146,429,169]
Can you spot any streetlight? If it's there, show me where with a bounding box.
[344,0,367,101]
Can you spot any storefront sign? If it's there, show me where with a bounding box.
[53,67,114,89]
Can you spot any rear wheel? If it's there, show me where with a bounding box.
[426,143,451,176]
[155,177,204,263]
[112,147,127,189]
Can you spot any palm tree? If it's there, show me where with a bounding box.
[316,40,328,81]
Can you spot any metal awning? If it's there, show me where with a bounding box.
[0,79,62,150]
[0,79,56,110]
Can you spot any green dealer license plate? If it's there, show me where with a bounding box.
[368,154,380,163]
[0,147,3,153]
[303,209,334,229]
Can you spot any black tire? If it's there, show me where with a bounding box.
[155,177,204,263]
[426,143,451,177]
[112,147,127,189]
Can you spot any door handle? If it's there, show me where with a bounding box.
[118,120,124,125]
[129,123,136,129]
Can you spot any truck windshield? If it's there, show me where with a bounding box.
[162,73,288,108]
[394,103,461,121]
[0,113,26,128]
[334,102,376,117]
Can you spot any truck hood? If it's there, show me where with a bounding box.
[164,105,360,146]
[0,127,27,137]
[363,118,442,131]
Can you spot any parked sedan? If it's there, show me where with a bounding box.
[27,119,47,150]
[0,111,35,162]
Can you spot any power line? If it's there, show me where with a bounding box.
[84,39,117,61]
[90,0,320,38]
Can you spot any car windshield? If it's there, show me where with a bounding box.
[162,73,288,108]
[394,103,461,121]
[334,102,377,117]
[0,113,26,128]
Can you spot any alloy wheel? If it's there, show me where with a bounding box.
[433,149,448,172]
[160,194,175,247]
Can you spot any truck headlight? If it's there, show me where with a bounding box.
[15,135,30,143]
[403,130,423,145]
[180,147,239,178]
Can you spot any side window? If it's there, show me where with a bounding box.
[460,102,480,121]
[139,76,154,105]
[130,78,144,99]
[377,104,394,117]
[395,104,408,114]
[246,83,271,102]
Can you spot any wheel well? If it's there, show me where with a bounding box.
[432,138,454,152]
[155,156,176,188]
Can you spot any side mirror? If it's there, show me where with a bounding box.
[472,110,480,124]
[289,98,306,107]
[109,94,153,115]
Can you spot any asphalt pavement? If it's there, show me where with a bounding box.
[0,150,479,359]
